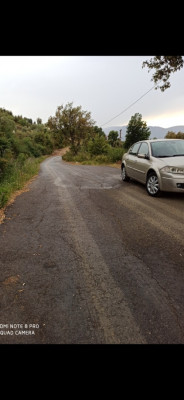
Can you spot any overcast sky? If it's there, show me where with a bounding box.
[0,55,184,129]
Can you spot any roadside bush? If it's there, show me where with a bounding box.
[0,188,9,207]
[62,150,74,162]
[0,158,9,176]
[32,143,46,157]
[17,152,28,166]
[22,138,45,157]
[0,155,46,208]
[73,151,91,163]
[93,154,109,164]
[34,131,54,154]
[10,136,29,157]
[3,149,14,160]
[88,135,109,156]
[63,150,91,163]
[62,146,125,165]
[0,134,10,157]
[107,147,125,163]
[0,158,14,179]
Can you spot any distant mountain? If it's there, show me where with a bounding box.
[103,125,184,140]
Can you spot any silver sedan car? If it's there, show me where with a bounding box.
[121,139,184,196]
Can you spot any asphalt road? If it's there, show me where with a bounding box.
[0,155,184,344]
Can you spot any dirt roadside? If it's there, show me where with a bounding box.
[0,175,38,225]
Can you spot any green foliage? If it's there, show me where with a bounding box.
[62,143,125,165]
[92,154,110,164]
[62,150,91,163]
[0,156,46,208]
[165,131,184,139]
[124,113,151,149]
[17,152,28,166]
[47,102,95,155]
[88,135,109,156]
[13,115,33,127]
[0,108,13,117]
[0,116,16,136]
[92,126,106,137]
[34,131,54,154]
[10,136,26,157]
[108,130,121,147]
[0,108,57,208]
[107,146,125,163]
[0,134,10,157]
[0,158,9,176]
[142,56,184,91]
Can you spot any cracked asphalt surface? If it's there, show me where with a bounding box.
[0,155,184,344]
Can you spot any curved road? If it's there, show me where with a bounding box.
[0,155,184,344]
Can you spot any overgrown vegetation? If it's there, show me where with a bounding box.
[0,108,54,208]
[0,156,46,207]
[63,145,125,165]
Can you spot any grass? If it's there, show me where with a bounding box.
[0,156,46,209]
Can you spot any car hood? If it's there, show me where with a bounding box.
[158,156,184,168]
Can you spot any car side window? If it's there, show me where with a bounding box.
[129,142,140,155]
[138,142,149,156]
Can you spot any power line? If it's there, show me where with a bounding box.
[100,84,156,127]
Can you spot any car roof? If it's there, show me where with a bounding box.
[137,139,183,143]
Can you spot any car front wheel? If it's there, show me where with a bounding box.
[121,165,130,182]
[146,172,160,197]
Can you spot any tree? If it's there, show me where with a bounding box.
[108,130,119,147]
[165,131,177,139]
[124,113,151,149]
[165,131,184,139]
[142,56,184,91]
[88,134,109,156]
[47,102,95,154]
[93,126,106,138]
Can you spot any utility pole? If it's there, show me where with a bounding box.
[119,129,122,140]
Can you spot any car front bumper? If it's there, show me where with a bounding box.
[161,174,184,192]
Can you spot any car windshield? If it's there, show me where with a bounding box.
[151,140,184,158]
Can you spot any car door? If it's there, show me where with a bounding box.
[125,142,141,179]
[135,142,150,183]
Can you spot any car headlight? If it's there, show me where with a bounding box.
[161,166,184,174]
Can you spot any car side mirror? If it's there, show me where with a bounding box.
[137,153,150,160]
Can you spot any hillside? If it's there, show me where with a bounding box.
[103,125,184,140]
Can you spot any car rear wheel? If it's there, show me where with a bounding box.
[121,165,130,182]
[146,172,160,197]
